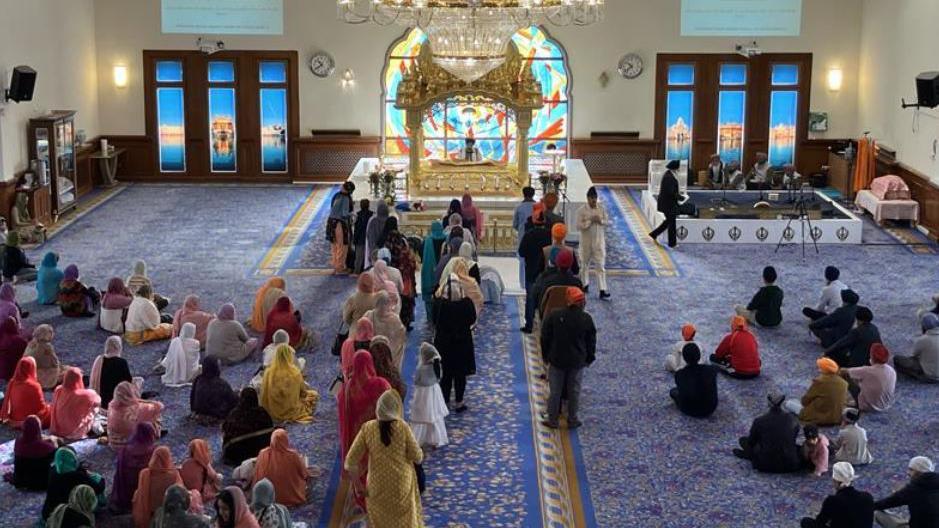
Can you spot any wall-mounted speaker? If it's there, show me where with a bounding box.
[916,71,939,109]
[4,65,37,103]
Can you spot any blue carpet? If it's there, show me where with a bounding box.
[2,183,938,527]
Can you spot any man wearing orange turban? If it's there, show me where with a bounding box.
[542,192,563,228]
[665,323,700,372]
[782,357,848,426]
[540,286,595,429]
[541,223,580,276]
[518,204,554,333]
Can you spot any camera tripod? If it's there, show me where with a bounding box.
[774,195,820,258]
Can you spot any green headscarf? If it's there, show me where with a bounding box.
[421,221,446,294]
[46,484,97,528]
[5,231,20,247]
[53,447,79,474]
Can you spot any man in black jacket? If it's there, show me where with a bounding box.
[519,204,553,333]
[811,289,860,348]
[824,307,882,368]
[801,461,874,528]
[874,456,939,528]
[733,393,802,473]
[540,287,596,429]
[648,159,682,248]
[670,343,718,418]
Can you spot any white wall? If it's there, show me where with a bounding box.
[859,0,939,180]
[93,0,862,141]
[0,0,99,181]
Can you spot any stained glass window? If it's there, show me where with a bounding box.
[155,60,185,172]
[717,64,747,165]
[382,26,570,160]
[769,64,799,166]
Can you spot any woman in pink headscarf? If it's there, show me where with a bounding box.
[0,283,30,339]
[342,273,378,335]
[107,381,164,447]
[337,350,391,509]
[371,260,401,314]
[100,277,134,334]
[461,193,484,241]
[341,317,374,378]
[57,264,99,317]
[49,367,101,440]
[172,294,216,348]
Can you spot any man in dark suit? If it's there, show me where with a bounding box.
[649,159,682,248]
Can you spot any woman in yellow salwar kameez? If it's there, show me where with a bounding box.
[345,390,424,528]
[259,345,318,424]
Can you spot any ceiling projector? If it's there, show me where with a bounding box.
[735,42,763,58]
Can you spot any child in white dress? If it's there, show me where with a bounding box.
[409,342,449,447]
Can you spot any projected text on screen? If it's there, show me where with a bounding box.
[681,0,802,37]
[162,0,284,35]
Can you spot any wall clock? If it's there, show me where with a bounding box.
[310,52,336,78]
[618,53,644,79]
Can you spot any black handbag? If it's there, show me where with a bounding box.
[331,320,349,357]
[414,463,426,494]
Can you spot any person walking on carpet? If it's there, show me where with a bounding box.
[649,159,681,248]
[540,287,596,429]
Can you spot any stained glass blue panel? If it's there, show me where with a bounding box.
[769,91,798,166]
[260,61,287,84]
[717,91,746,165]
[208,88,237,172]
[156,87,185,172]
[772,64,799,85]
[208,61,235,83]
[720,64,747,85]
[260,88,288,172]
[156,61,183,83]
[665,91,694,162]
[667,64,695,86]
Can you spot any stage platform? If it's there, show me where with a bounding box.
[640,189,864,244]
[347,158,594,248]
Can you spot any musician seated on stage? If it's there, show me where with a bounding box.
[746,152,772,191]
[781,164,803,190]
[707,153,724,188]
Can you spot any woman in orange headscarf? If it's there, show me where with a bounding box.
[0,356,51,428]
[49,367,100,440]
[251,277,287,332]
[132,446,183,528]
[252,428,310,507]
[179,438,222,503]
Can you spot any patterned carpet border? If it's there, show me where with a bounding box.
[518,297,599,528]
[606,187,680,277]
[251,185,334,276]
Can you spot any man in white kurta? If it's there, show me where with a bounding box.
[576,187,610,299]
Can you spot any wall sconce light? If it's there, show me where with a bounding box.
[341,68,355,89]
[113,65,129,88]
[827,67,843,92]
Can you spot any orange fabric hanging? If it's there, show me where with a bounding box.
[852,136,876,194]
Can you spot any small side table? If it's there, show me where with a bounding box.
[90,148,126,187]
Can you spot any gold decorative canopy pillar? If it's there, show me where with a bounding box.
[395,41,544,197]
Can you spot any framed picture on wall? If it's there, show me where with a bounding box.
[809,112,829,132]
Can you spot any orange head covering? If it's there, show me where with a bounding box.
[870,343,890,364]
[566,286,585,307]
[731,316,747,331]
[681,323,696,341]
[133,446,183,528]
[252,428,308,507]
[551,223,568,242]
[180,438,219,502]
[252,277,286,330]
[817,357,839,374]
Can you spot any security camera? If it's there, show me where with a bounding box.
[197,37,225,55]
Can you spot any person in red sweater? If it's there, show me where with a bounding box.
[710,315,761,378]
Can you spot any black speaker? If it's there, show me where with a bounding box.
[5,65,36,103]
[916,71,939,109]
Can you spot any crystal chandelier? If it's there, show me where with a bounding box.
[337,0,604,83]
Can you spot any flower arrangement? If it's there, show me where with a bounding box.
[538,170,567,194]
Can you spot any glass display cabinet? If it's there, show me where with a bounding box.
[28,111,78,219]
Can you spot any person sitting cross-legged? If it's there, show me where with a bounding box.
[831,408,873,466]
[824,307,881,369]
[803,266,849,321]
[710,316,761,379]
[665,323,702,373]
[873,456,939,528]
[669,343,718,418]
[895,312,939,383]
[810,289,860,348]
[733,393,802,474]
[735,266,784,328]
[800,462,874,528]
[783,358,848,427]
[841,343,896,413]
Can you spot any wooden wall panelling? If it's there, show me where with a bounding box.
[293,136,381,182]
[100,135,154,181]
[570,138,660,183]
[874,151,939,238]
[799,138,848,178]
[0,177,19,226]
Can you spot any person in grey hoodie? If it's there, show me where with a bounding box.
[895,312,939,383]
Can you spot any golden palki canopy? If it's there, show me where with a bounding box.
[395,41,544,197]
